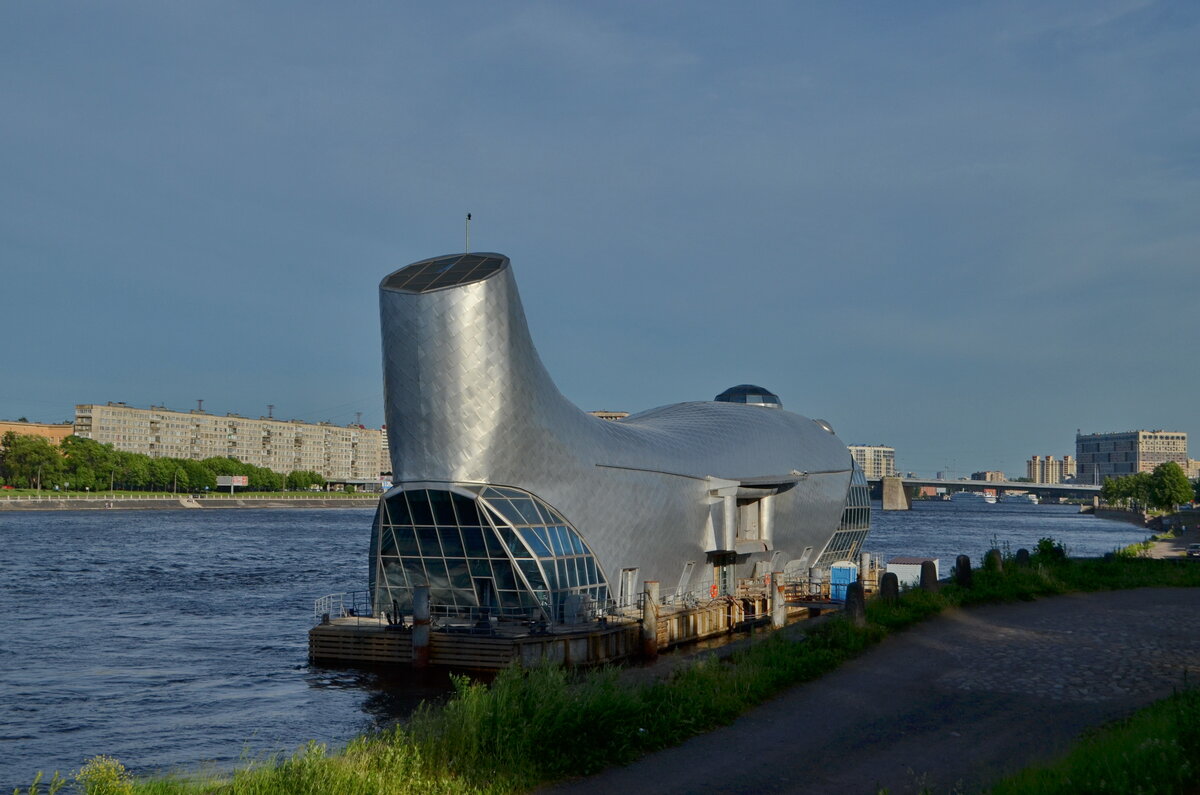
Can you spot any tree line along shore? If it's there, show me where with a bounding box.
[1,431,354,495]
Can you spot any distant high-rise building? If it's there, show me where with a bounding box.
[1026,455,1076,484]
[74,402,386,481]
[848,444,896,479]
[971,471,1006,482]
[1075,430,1188,484]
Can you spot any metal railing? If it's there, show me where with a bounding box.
[313,590,378,624]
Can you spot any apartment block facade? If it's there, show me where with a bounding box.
[1075,430,1188,485]
[0,420,75,446]
[74,403,386,481]
[848,444,896,479]
[1025,455,1077,484]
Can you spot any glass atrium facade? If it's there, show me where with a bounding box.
[813,462,871,568]
[370,484,610,622]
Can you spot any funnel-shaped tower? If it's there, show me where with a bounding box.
[371,253,869,622]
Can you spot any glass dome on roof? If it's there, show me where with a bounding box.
[714,384,782,409]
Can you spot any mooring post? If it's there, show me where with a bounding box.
[880,571,899,603]
[845,582,866,627]
[1015,548,1031,567]
[920,560,939,592]
[771,570,786,628]
[984,548,1003,572]
[954,555,972,588]
[412,585,431,668]
[642,581,660,659]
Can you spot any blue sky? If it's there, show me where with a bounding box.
[2,1,1197,477]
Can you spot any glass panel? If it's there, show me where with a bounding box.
[384,566,407,590]
[493,564,516,591]
[402,558,426,584]
[439,527,465,558]
[428,490,456,525]
[394,527,419,556]
[385,493,412,526]
[487,499,526,526]
[501,527,530,558]
[584,557,597,584]
[530,501,553,524]
[550,526,567,556]
[518,527,552,558]
[491,486,524,498]
[482,526,507,559]
[469,558,493,578]
[451,493,482,525]
[379,527,397,556]
[509,498,540,524]
[517,559,545,590]
[416,526,442,557]
[569,530,585,555]
[447,559,471,591]
[461,526,487,557]
[424,559,449,589]
[406,490,434,525]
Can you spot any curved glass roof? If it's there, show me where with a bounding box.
[714,384,782,409]
[381,253,508,294]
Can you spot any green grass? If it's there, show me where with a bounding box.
[18,551,1200,795]
[989,686,1200,794]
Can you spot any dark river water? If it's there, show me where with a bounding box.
[0,503,1149,787]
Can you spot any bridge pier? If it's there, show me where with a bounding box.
[881,476,912,511]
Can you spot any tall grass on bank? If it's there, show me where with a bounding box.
[989,686,1200,794]
[23,549,1200,795]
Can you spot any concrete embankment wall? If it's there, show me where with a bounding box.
[1091,508,1150,527]
[0,496,379,511]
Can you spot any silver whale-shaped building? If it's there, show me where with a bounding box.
[370,253,869,622]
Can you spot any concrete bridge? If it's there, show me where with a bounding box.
[868,477,1101,511]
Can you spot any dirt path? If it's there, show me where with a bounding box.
[1148,526,1199,559]
[545,588,1200,795]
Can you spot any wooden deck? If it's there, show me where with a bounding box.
[309,617,643,670]
[309,594,820,670]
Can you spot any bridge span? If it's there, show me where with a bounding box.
[867,477,1101,511]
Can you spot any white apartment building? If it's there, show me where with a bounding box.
[74,402,386,481]
[848,444,896,479]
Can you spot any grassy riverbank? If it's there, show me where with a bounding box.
[27,548,1200,795]
[990,686,1200,794]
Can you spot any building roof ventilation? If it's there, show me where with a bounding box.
[714,384,782,409]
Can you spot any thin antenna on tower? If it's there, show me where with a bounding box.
[465,212,472,253]
[268,404,275,419]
